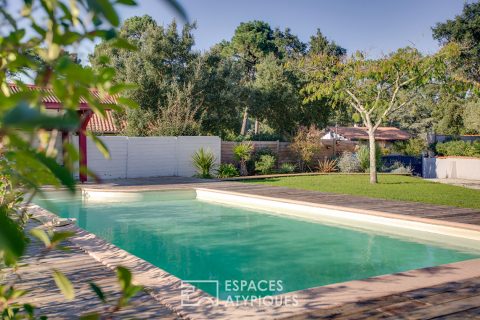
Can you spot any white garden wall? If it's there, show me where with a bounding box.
[74,136,221,180]
[423,157,480,180]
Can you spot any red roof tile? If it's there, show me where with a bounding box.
[87,111,120,134]
[327,126,411,141]
[7,83,118,106]
[8,83,121,134]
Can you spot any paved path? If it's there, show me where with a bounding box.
[427,178,480,190]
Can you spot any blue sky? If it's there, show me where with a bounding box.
[117,0,466,57]
[5,0,468,62]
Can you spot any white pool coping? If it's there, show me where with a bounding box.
[33,187,480,319]
[194,188,480,252]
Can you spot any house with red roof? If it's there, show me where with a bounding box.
[322,126,411,148]
[8,83,120,182]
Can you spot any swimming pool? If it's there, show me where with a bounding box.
[35,189,480,300]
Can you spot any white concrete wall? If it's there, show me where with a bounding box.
[423,157,480,180]
[126,137,178,178]
[74,136,221,180]
[176,136,221,177]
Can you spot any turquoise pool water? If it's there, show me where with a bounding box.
[35,190,480,299]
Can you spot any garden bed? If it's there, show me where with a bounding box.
[222,172,411,181]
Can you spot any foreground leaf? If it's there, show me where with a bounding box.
[0,206,27,266]
[52,270,75,300]
[89,282,106,303]
[30,228,51,247]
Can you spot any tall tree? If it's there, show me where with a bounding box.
[194,46,246,137]
[432,1,480,83]
[303,47,460,183]
[90,16,199,135]
[308,28,346,57]
[273,27,307,59]
[250,54,299,135]
[229,20,277,134]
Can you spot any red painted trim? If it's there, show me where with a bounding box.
[44,102,91,110]
[79,110,93,183]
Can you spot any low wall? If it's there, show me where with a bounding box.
[74,136,221,180]
[423,157,480,180]
[221,140,357,166]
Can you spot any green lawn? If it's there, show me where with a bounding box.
[244,174,480,209]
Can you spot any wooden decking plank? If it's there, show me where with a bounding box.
[1,235,178,319]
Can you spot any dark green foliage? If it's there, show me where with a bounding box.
[0,0,181,317]
[357,144,383,172]
[435,140,480,157]
[392,138,427,156]
[255,154,277,174]
[230,20,278,68]
[308,29,346,57]
[216,163,239,178]
[463,100,480,134]
[432,1,480,82]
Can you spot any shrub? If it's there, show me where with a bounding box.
[248,147,277,173]
[392,138,427,156]
[391,165,413,175]
[338,152,361,173]
[233,142,254,176]
[290,126,322,172]
[279,163,296,174]
[435,140,480,157]
[255,154,277,175]
[192,148,216,178]
[318,158,338,173]
[216,163,239,178]
[356,144,383,172]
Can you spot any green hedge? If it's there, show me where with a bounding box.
[435,140,480,157]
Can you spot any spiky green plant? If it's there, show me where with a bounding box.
[192,148,216,178]
[233,142,254,176]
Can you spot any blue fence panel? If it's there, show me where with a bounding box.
[381,155,423,176]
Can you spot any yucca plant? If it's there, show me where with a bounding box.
[318,158,338,173]
[192,148,216,178]
[233,142,254,176]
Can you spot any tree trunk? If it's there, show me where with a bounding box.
[240,107,249,135]
[368,130,378,184]
[240,160,248,176]
[254,119,259,134]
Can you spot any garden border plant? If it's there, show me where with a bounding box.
[0,0,186,318]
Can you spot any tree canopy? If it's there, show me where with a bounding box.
[433,1,480,83]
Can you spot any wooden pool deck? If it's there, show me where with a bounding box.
[8,176,480,319]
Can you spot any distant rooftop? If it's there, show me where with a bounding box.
[325,126,411,141]
[8,82,120,134]
[7,83,118,109]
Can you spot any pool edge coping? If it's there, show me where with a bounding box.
[30,188,480,319]
[195,187,480,233]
